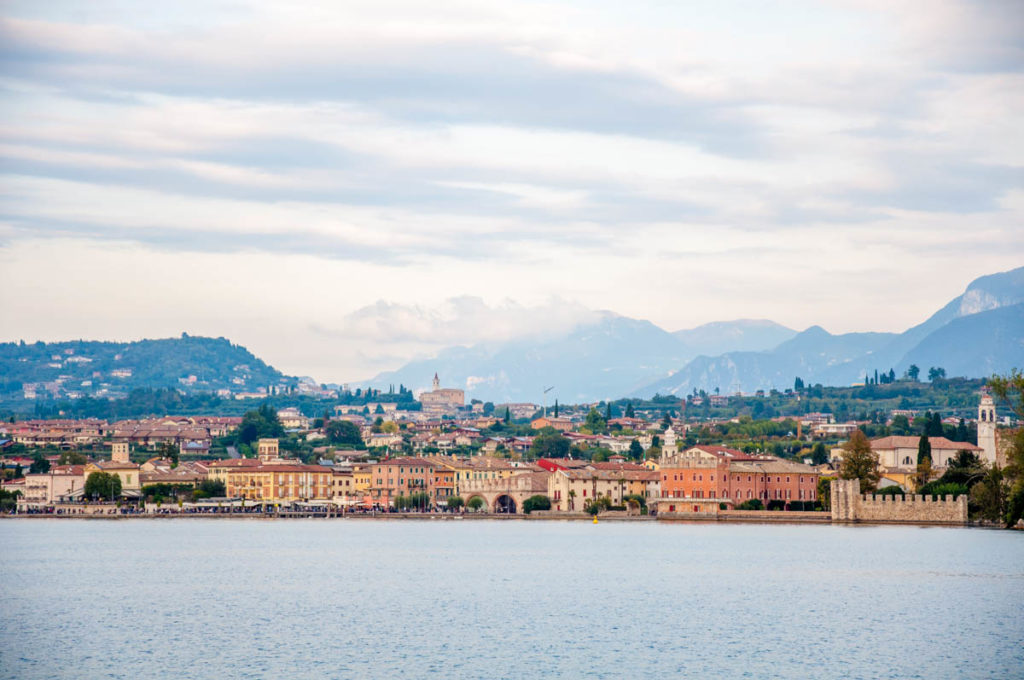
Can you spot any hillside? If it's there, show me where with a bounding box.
[0,335,289,402]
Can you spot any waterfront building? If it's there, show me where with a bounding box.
[208,458,332,501]
[84,458,141,497]
[18,465,86,509]
[368,457,442,507]
[428,456,516,497]
[658,445,820,506]
[547,468,659,511]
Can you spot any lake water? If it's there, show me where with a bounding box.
[0,519,1021,680]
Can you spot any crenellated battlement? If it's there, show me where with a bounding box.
[831,478,967,524]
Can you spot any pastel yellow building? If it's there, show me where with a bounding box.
[208,459,332,501]
[85,460,141,493]
[429,456,515,497]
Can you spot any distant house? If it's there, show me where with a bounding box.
[530,417,573,432]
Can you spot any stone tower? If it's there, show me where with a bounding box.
[978,392,997,464]
[257,438,279,462]
[432,372,440,391]
[111,440,130,463]
[662,426,677,455]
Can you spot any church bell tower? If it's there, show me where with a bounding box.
[978,392,997,464]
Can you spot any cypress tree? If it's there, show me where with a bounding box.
[917,434,932,465]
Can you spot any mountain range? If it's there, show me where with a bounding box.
[369,266,1024,402]
[4,268,1020,406]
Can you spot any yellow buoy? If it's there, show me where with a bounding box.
[593,516,598,524]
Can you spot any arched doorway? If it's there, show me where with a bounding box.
[494,495,517,514]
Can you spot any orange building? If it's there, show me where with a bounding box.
[369,457,456,507]
[660,445,820,506]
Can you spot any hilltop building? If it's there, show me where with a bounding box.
[419,373,464,418]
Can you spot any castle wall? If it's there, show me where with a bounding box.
[830,479,967,525]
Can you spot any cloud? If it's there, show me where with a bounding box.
[1,0,1023,382]
[311,296,603,374]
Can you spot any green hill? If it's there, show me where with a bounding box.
[0,334,290,402]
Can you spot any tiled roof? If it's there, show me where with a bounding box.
[871,436,982,451]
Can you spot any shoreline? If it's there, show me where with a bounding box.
[0,512,983,527]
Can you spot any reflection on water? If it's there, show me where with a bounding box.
[0,520,1021,680]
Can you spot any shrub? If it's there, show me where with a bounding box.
[735,499,764,511]
[917,481,968,499]
[766,500,786,511]
[874,486,906,497]
[522,495,551,514]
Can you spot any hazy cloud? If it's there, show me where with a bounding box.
[1,0,1022,380]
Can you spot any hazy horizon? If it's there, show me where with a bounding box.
[2,1,1022,383]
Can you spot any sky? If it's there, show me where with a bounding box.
[0,0,1022,383]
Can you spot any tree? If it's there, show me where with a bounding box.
[917,435,932,465]
[839,430,880,493]
[237,403,284,446]
[989,371,1024,526]
[914,455,933,490]
[504,407,511,424]
[628,440,644,461]
[29,454,50,474]
[447,496,464,511]
[159,441,179,468]
[818,476,835,509]
[794,377,804,391]
[907,364,920,381]
[326,420,362,446]
[522,495,551,514]
[811,442,828,466]
[194,479,226,498]
[553,400,559,418]
[466,496,484,513]
[84,471,122,500]
[625,403,635,418]
[928,366,946,381]
[584,408,606,434]
[530,431,570,459]
[970,466,1009,523]
[58,450,87,465]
